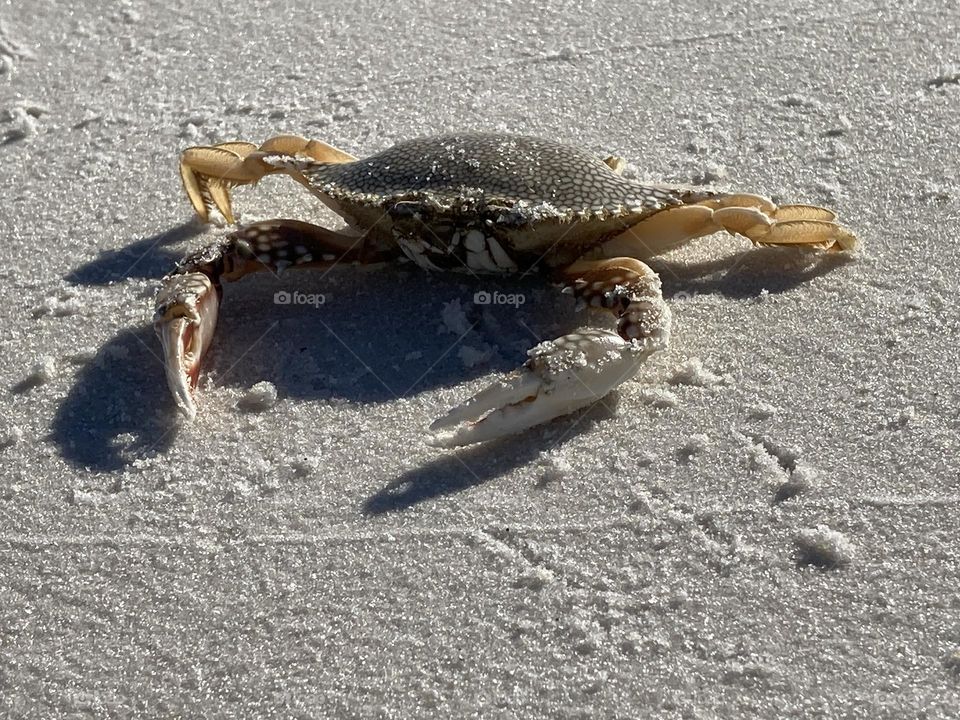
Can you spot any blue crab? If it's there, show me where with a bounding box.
[155,133,857,446]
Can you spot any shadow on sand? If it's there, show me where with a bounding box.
[50,324,180,472]
[363,399,614,514]
[66,220,203,286]
[53,227,854,503]
[654,246,855,299]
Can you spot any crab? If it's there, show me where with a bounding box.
[155,132,858,447]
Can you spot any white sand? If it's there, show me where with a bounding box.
[2,0,959,716]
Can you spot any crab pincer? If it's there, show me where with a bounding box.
[427,326,667,446]
[154,272,220,419]
[154,220,385,418]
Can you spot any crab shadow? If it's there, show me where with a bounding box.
[204,269,571,405]
[208,249,852,405]
[50,324,180,472]
[654,246,855,299]
[49,221,205,472]
[66,220,203,285]
[363,400,612,515]
[364,441,541,515]
[51,263,571,473]
[52,241,851,482]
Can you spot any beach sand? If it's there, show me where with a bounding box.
[1,0,958,716]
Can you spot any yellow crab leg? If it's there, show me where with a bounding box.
[601,193,859,259]
[179,135,358,224]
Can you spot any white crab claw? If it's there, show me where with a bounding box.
[154,272,220,420]
[427,327,664,447]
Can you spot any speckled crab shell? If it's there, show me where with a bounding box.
[285,133,680,218]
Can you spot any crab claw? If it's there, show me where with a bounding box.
[153,272,221,420]
[427,327,665,447]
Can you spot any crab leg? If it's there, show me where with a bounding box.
[428,258,669,447]
[154,219,381,419]
[180,135,357,223]
[601,193,859,258]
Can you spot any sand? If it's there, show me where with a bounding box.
[1,0,958,717]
